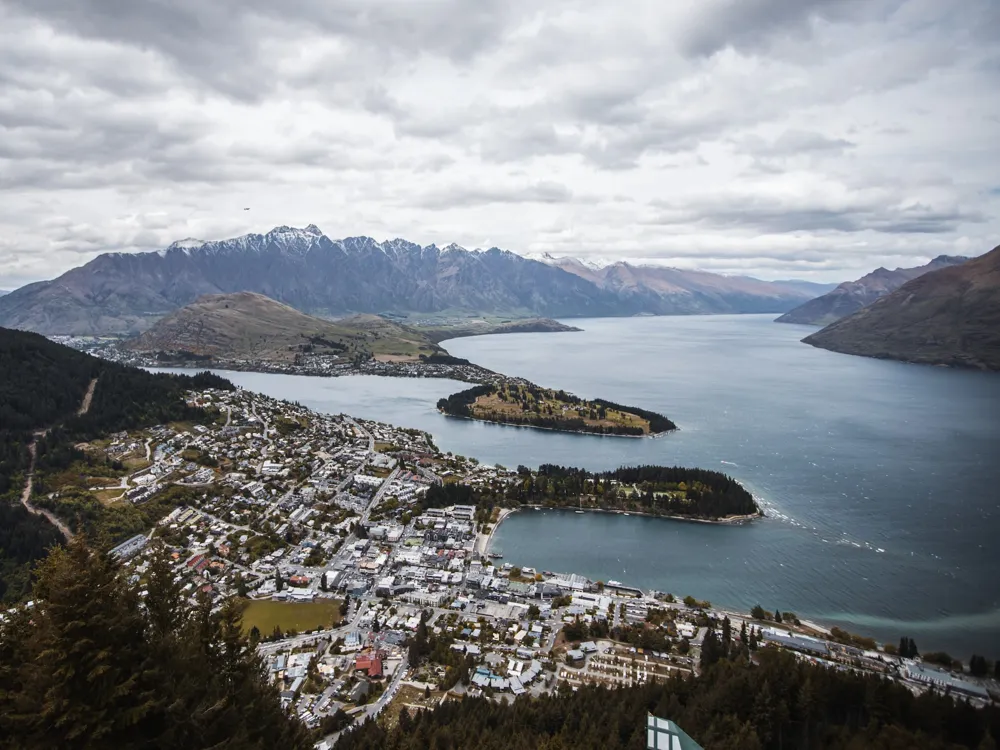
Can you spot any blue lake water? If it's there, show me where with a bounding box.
[158,314,1000,657]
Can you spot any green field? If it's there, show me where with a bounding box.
[240,598,343,635]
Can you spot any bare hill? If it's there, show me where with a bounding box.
[776,256,968,326]
[803,245,1000,370]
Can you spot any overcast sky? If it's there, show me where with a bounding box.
[1,0,997,288]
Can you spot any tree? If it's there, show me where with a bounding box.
[527,604,541,620]
[320,572,328,592]
[274,570,284,592]
[774,610,782,623]
[424,685,431,700]
[970,654,989,677]
[721,616,732,659]
[0,536,311,749]
[750,604,768,620]
[510,566,522,578]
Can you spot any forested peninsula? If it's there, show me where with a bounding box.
[427,464,760,521]
[437,382,676,437]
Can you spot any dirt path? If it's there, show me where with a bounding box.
[17,377,98,542]
[20,436,74,542]
[77,376,98,416]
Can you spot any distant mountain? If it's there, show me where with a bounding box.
[803,245,1000,370]
[529,256,822,315]
[766,279,840,297]
[0,225,822,335]
[775,256,969,326]
[0,290,9,297]
[124,292,443,363]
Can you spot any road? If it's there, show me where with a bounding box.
[19,436,74,542]
[16,377,97,543]
[346,417,375,453]
[362,467,401,525]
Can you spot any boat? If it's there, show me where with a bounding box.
[623,513,630,516]
[575,510,585,514]
[608,579,622,587]
[488,552,503,559]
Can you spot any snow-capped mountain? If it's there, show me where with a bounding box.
[0,225,824,335]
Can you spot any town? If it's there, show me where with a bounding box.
[75,386,993,747]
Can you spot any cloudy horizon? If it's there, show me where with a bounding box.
[1,0,997,289]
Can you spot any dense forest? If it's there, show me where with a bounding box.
[437,383,676,436]
[336,647,999,750]
[424,464,759,520]
[0,537,312,749]
[0,326,232,601]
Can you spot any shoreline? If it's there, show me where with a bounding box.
[485,504,764,557]
[477,508,514,557]
[438,409,675,439]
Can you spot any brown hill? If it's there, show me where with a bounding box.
[776,256,969,326]
[803,245,1000,370]
[123,292,443,363]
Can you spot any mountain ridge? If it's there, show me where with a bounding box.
[1,225,825,335]
[803,245,1000,370]
[776,255,969,326]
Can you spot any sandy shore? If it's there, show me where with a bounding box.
[476,507,514,557]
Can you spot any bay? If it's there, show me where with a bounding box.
[155,314,1000,656]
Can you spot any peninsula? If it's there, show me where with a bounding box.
[427,463,760,522]
[436,382,676,437]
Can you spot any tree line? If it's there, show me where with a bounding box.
[421,463,759,520]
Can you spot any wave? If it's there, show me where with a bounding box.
[818,607,1000,633]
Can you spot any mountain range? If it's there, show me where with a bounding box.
[0,225,828,335]
[803,245,1000,370]
[531,253,836,314]
[776,256,969,326]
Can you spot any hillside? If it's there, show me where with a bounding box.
[0,225,822,335]
[803,245,1000,370]
[0,326,231,600]
[776,256,968,326]
[123,292,443,363]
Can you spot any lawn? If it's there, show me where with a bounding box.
[240,598,343,635]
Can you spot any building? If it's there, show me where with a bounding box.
[355,651,384,679]
[647,715,703,749]
[903,662,991,701]
[109,534,148,561]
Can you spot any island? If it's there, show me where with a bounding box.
[437,382,676,436]
[426,463,760,522]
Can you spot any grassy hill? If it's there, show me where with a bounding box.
[123,292,445,363]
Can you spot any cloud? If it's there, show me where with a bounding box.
[0,0,997,288]
[410,181,576,210]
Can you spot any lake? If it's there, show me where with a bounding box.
[159,314,1000,657]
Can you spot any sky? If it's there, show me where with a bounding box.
[1,0,998,289]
